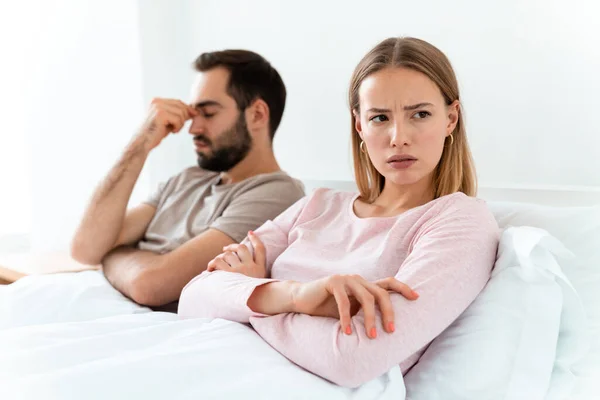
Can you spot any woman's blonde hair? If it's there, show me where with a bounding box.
[350,37,477,202]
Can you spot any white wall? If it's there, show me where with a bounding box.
[0,1,33,239]
[2,0,599,252]
[135,0,199,186]
[150,0,600,189]
[0,0,148,252]
[29,0,148,251]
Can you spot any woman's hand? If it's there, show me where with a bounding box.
[291,275,419,339]
[206,231,267,279]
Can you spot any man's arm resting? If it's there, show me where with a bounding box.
[102,246,161,304]
[103,228,235,306]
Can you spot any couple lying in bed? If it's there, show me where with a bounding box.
[70,37,499,387]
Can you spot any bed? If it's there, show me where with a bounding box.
[1,181,599,399]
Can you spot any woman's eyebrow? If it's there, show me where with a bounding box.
[366,107,391,113]
[366,103,434,113]
[403,102,434,111]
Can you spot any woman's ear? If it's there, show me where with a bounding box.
[246,98,270,134]
[446,100,460,135]
[353,109,363,139]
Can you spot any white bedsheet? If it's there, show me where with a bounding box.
[0,272,405,400]
[0,271,151,329]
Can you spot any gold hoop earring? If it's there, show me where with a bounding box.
[447,134,454,146]
[360,140,367,154]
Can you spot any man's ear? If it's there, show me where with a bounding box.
[246,98,270,134]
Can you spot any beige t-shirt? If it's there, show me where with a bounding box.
[138,167,305,253]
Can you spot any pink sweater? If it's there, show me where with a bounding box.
[178,189,499,388]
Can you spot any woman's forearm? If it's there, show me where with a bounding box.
[247,281,298,315]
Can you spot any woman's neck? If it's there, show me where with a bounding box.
[373,177,435,215]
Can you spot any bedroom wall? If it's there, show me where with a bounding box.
[141,0,600,191]
[0,1,34,244]
[2,0,598,252]
[0,0,148,252]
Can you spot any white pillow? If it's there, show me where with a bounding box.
[488,202,600,397]
[404,226,587,400]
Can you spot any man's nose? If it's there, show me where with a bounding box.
[188,115,206,135]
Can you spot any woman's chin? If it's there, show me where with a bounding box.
[383,173,420,187]
[382,170,433,189]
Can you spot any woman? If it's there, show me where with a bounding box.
[178,37,499,388]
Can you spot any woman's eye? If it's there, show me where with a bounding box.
[369,115,388,123]
[413,111,431,119]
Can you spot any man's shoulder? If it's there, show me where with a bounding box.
[234,171,305,199]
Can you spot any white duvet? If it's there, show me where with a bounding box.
[0,227,589,400]
[0,272,406,400]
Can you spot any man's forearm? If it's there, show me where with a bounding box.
[102,230,236,307]
[102,246,164,305]
[71,135,152,265]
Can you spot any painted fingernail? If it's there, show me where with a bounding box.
[388,322,395,333]
[248,230,254,235]
[370,327,377,338]
[345,326,352,335]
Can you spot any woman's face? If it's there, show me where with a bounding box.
[355,67,459,190]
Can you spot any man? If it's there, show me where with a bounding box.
[70,50,305,311]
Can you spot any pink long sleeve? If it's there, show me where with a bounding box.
[250,200,498,387]
[177,196,308,322]
[178,189,499,387]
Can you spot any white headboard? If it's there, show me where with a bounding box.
[302,180,600,208]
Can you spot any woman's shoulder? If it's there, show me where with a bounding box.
[428,192,499,231]
[436,191,487,210]
[298,187,357,215]
[305,187,358,202]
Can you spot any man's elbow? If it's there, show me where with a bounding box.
[127,270,165,307]
[70,238,103,266]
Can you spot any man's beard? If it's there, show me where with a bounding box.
[195,114,252,172]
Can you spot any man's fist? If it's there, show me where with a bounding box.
[138,98,198,151]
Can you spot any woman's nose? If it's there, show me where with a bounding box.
[390,120,409,147]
